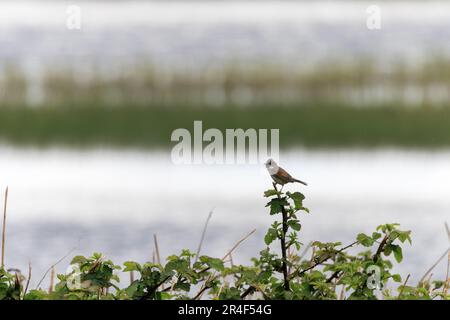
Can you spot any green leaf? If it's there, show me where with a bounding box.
[264,189,279,197]
[264,228,278,245]
[174,281,190,292]
[397,230,412,244]
[125,281,140,298]
[288,220,302,231]
[287,192,305,210]
[208,259,225,271]
[199,256,224,271]
[392,274,402,283]
[165,260,185,273]
[371,232,382,241]
[160,292,172,300]
[383,244,393,256]
[70,256,87,265]
[357,233,374,247]
[392,245,403,263]
[24,290,49,300]
[266,198,287,215]
[123,261,141,272]
[219,287,241,300]
[432,280,444,290]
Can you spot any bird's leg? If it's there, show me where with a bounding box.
[279,184,284,193]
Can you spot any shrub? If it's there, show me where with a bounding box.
[0,185,448,300]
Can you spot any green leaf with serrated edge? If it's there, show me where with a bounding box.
[392,245,403,263]
[199,256,224,271]
[384,244,393,256]
[287,192,305,209]
[264,189,279,197]
[174,281,190,292]
[372,232,382,241]
[289,220,302,231]
[266,198,286,215]
[70,256,87,265]
[357,233,374,247]
[392,274,402,282]
[123,261,141,272]
[264,228,278,245]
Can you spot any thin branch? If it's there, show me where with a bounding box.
[153,234,161,265]
[194,209,214,263]
[339,285,345,300]
[23,262,32,298]
[193,229,256,300]
[397,274,410,299]
[445,222,450,244]
[287,247,292,275]
[221,229,256,261]
[299,241,313,261]
[216,280,226,299]
[193,284,210,300]
[241,284,268,300]
[289,240,358,280]
[373,234,389,262]
[272,182,289,291]
[326,270,342,283]
[35,247,76,289]
[240,285,256,299]
[49,267,55,293]
[1,186,8,269]
[228,253,234,267]
[443,251,449,296]
[309,247,316,264]
[418,247,450,285]
[139,275,171,300]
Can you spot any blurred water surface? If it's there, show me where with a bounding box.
[1,146,449,288]
[1,1,450,107]
[1,1,450,69]
[1,0,449,291]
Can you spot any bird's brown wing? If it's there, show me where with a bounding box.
[277,166,294,183]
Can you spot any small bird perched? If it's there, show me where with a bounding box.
[265,159,307,189]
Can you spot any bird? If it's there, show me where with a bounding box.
[265,159,307,190]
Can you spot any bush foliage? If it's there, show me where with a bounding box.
[1,186,448,300]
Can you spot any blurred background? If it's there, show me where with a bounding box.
[0,0,449,288]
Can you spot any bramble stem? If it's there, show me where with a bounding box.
[272,182,290,291]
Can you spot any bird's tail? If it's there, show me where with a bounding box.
[293,178,308,186]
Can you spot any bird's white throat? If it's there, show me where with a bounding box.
[266,164,279,175]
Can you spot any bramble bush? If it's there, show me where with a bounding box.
[0,184,448,300]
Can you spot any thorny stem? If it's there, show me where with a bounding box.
[140,275,171,300]
[240,285,256,299]
[373,234,389,262]
[397,274,411,299]
[326,270,342,283]
[272,182,290,291]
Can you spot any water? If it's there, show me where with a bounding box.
[1,1,449,70]
[1,145,449,288]
[2,1,450,107]
[1,0,449,290]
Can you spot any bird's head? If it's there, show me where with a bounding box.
[265,158,277,168]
